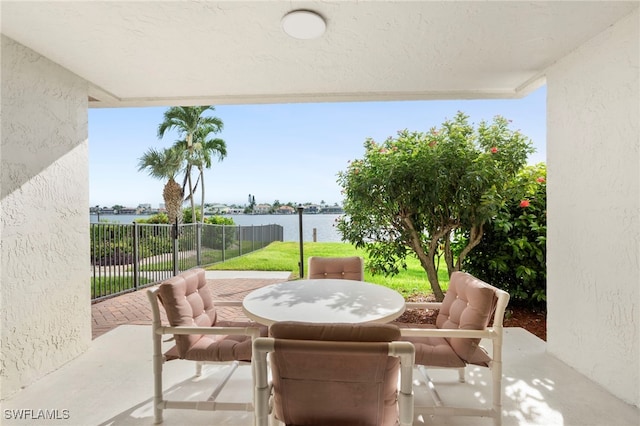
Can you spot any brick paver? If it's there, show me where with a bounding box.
[91,278,288,339]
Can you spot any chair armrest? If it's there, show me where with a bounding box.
[157,325,262,339]
[212,300,243,307]
[404,301,442,310]
[399,327,497,340]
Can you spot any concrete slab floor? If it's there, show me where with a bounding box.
[2,326,637,425]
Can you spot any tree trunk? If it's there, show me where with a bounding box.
[163,178,183,225]
[443,230,456,276]
[456,223,484,269]
[187,172,196,223]
[200,168,205,225]
[401,216,447,301]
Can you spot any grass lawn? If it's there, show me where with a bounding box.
[206,241,449,297]
[91,276,151,299]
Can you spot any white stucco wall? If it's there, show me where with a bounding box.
[546,9,639,407]
[0,36,91,399]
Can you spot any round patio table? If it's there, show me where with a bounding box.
[242,279,406,326]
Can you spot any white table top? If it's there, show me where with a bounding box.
[242,279,406,325]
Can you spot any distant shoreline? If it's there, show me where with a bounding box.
[90,213,344,242]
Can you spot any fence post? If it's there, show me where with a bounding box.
[238,225,242,257]
[297,205,304,278]
[222,225,226,262]
[196,222,202,266]
[133,222,139,290]
[172,219,179,276]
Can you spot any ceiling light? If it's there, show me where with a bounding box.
[282,10,326,40]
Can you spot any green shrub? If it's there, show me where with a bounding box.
[202,216,236,249]
[204,215,234,226]
[136,212,169,224]
[464,163,547,307]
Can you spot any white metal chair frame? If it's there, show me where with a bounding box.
[146,287,260,424]
[252,337,415,426]
[400,287,510,426]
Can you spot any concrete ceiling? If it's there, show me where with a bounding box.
[1,1,637,108]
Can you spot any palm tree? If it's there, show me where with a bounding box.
[157,106,226,223]
[189,129,227,224]
[137,147,184,225]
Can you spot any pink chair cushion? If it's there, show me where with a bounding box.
[307,256,364,281]
[158,268,265,362]
[270,321,400,342]
[437,272,496,365]
[269,322,401,426]
[395,323,466,368]
[396,272,496,367]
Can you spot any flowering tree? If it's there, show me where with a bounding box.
[463,163,547,306]
[336,112,533,300]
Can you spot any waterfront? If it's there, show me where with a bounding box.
[90,213,344,243]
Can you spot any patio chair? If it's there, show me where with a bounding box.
[395,271,510,426]
[146,268,267,424]
[307,255,364,280]
[253,321,415,426]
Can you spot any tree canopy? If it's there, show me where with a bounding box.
[137,146,184,226]
[157,106,227,224]
[336,112,534,300]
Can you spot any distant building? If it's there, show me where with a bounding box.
[276,205,295,214]
[205,204,231,214]
[304,204,321,214]
[254,203,271,214]
[321,206,344,214]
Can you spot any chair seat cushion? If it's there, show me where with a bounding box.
[164,320,268,362]
[394,323,467,368]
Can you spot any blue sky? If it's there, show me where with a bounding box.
[89,86,546,208]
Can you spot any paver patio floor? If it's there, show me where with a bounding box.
[92,272,290,339]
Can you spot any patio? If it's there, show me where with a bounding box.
[2,2,639,417]
[3,271,638,425]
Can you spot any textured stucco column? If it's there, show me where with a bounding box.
[546,9,639,407]
[1,36,91,399]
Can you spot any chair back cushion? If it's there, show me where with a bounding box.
[158,268,217,358]
[307,256,364,280]
[436,272,497,365]
[269,322,400,426]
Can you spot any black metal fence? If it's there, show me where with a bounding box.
[91,222,283,302]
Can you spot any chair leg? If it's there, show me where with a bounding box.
[152,331,164,424]
[458,367,466,383]
[492,359,503,426]
[417,366,444,407]
[195,361,203,377]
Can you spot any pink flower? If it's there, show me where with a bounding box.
[379,148,388,153]
[536,177,546,183]
[491,147,498,154]
[519,200,530,208]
